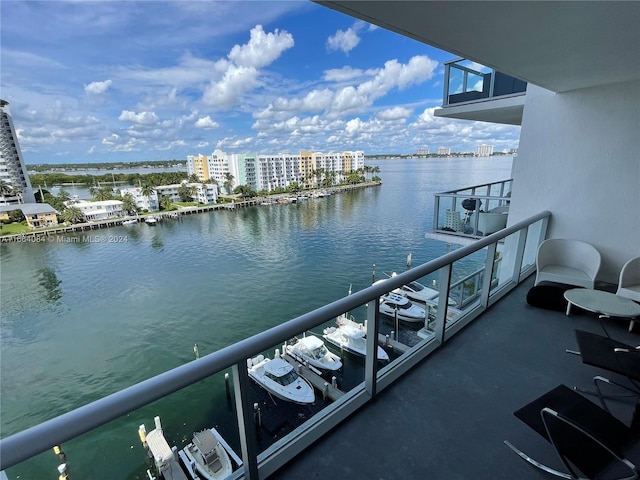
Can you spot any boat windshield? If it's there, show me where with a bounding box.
[267,370,299,386]
[406,281,424,292]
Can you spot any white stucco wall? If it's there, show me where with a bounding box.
[508,80,640,284]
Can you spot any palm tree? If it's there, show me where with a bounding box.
[121,193,138,215]
[57,189,71,202]
[223,173,234,194]
[61,206,85,224]
[95,187,114,201]
[140,184,155,197]
[160,195,173,211]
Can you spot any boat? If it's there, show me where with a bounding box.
[284,335,342,371]
[178,427,242,480]
[122,218,138,225]
[375,272,457,306]
[145,216,158,225]
[323,315,389,361]
[378,292,427,325]
[247,354,315,404]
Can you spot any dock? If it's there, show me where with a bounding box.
[281,354,344,401]
[139,418,188,480]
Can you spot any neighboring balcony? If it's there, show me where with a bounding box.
[434,59,527,125]
[427,179,512,244]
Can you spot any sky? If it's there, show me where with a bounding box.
[1,1,521,165]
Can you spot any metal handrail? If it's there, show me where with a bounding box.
[0,210,550,473]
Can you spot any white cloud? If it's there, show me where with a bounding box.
[323,66,375,83]
[228,25,294,69]
[202,25,294,109]
[194,116,219,129]
[376,106,412,121]
[84,80,112,95]
[327,27,360,54]
[118,110,159,125]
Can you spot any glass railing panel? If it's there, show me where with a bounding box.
[443,253,487,329]
[490,231,519,295]
[4,372,244,480]
[521,218,545,274]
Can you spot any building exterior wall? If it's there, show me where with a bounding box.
[186,154,211,182]
[73,200,124,221]
[508,81,640,282]
[25,212,58,229]
[119,187,159,211]
[0,101,36,203]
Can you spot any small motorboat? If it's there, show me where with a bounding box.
[285,335,342,371]
[145,216,158,225]
[247,354,315,404]
[122,218,138,225]
[179,427,241,480]
[375,273,457,306]
[323,316,389,361]
[378,292,426,324]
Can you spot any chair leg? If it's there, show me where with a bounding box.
[503,441,572,479]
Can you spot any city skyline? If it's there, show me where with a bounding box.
[1,1,521,165]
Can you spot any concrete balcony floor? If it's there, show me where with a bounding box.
[270,276,639,479]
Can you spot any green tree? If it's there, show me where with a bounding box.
[177,183,195,202]
[140,184,155,197]
[94,187,114,201]
[9,209,25,223]
[61,206,85,224]
[222,173,234,194]
[160,195,173,210]
[57,189,71,202]
[121,193,138,215]
[233,185,257,199]
[188,173,200,183]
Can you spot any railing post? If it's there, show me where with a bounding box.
[365,299,380,398]
[433,195,440,232]
[435,265,452,343]
[480,242,498,308]
[443,63,451,106]
[232,362,260,480]
[511,226,528,284]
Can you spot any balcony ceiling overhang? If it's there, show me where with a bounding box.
[434,93,525,125]
[317,1,640,93]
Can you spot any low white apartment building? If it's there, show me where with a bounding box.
[71,200,124,221]
[119,187,160,212]
[155,182,218,204]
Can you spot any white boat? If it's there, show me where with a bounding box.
[323,316,390,361]
[247,354,315,404]
[375,272,457,306]
[284,335,342,371]
[145,216,158,225]
[378,292,427,324]
[178,427,241,480]
[122,218,138,225]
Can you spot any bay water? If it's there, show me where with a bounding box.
[0,156,513,479]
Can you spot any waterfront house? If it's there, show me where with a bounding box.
[0,203,58,229]
[1,2,638,480]
[70,199,124,222]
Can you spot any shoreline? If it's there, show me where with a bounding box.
[0,182,381,243]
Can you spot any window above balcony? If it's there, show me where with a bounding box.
[434,59,527,126]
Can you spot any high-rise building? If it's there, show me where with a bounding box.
[475,144,494,157]
[437,147,451,155]
[417,148,430,156]
[0,100,35,203]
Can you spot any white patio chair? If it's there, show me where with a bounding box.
[534,239,601,289]
[616,256,640,331]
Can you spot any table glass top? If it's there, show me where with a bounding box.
[564,289,640,317]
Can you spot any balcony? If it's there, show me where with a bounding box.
[434,59,527,125]
[427,179,512,244]
[5,211,635,480]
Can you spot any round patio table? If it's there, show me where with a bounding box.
[564,288,640,334]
